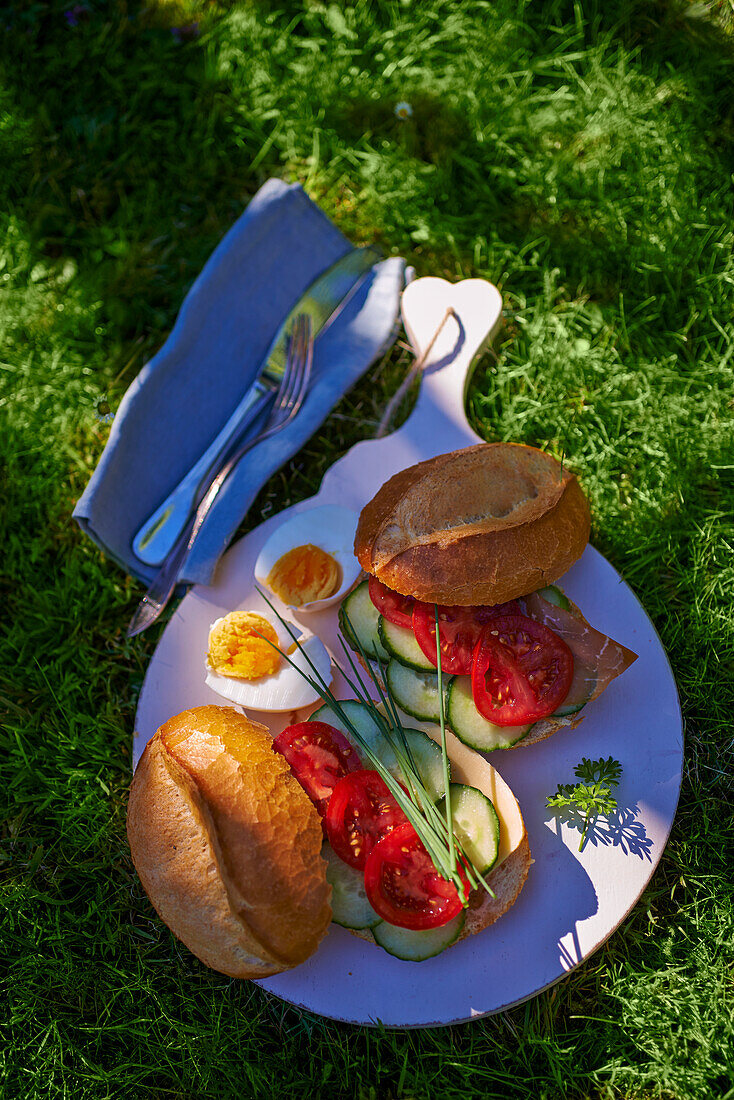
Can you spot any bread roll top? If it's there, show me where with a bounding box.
[355,442,590,604]
[127,706,331,978]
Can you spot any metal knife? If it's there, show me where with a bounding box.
[127,316,314,639]
[132,246,380,566]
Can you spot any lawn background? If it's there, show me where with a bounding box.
[1,1,733,1097]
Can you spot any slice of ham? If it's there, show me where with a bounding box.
[522,592,637,704]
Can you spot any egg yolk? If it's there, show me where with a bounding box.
[266,544,339,606]
[207,611,280,680]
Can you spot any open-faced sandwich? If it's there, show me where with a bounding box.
[341,441,637,751]
[127,703,530,975]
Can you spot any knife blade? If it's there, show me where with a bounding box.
[127,316,315,639]
[132,245,380,566]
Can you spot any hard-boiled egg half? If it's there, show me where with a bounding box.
[254,505,361,612]
[205,610,331,712]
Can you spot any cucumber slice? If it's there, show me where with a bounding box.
[554,700,585,717]
[378,617,434,671]
[385,661,452,723]
[309,700,386,757]
[382,728,449,802]
[338,581,389,663]
[554,683,594,716]
[372,912,465,961]
[309,701,447,797]
[323,844,381,929]
[535,584,571,610]
[554,672,596,716]
[438,784,500,874]
[308,699,398,771]
[447,677,530,751]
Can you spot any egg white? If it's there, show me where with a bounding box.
[205,625,332,712]
[254,505,362,612]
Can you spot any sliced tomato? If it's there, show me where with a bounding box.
[471,614,574,726]
[325,770,408,870]
[364,822,469,930]
[368,576,416,629]
[412,600,521,676]
[273,721,362,816]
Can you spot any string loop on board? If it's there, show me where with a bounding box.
[375,307,458,438]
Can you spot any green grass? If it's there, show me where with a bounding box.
[2,0,734,1096]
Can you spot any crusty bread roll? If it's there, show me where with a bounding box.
[355,442,590,605]
[127,706,332,979]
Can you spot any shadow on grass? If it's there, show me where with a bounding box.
[2,0,733,353]
[0,0,263,378]
[337,89,474,167]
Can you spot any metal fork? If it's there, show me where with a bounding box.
[127,314,313,637]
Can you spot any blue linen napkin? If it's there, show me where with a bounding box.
[74,179,406,586]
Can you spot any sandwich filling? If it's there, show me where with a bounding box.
[339,576,637,754]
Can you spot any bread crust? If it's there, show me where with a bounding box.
[355,443,590,605]
[127,706,332,979]
[461,833,532,938]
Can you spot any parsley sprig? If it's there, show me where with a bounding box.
[547,756,623,852]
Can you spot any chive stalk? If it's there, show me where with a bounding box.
[435,605,458,885]
[252,586,495,901]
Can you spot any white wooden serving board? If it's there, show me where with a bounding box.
[133,277,683,1028]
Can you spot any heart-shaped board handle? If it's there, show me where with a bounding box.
[400,276,503,448]
[320,276,503,504]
